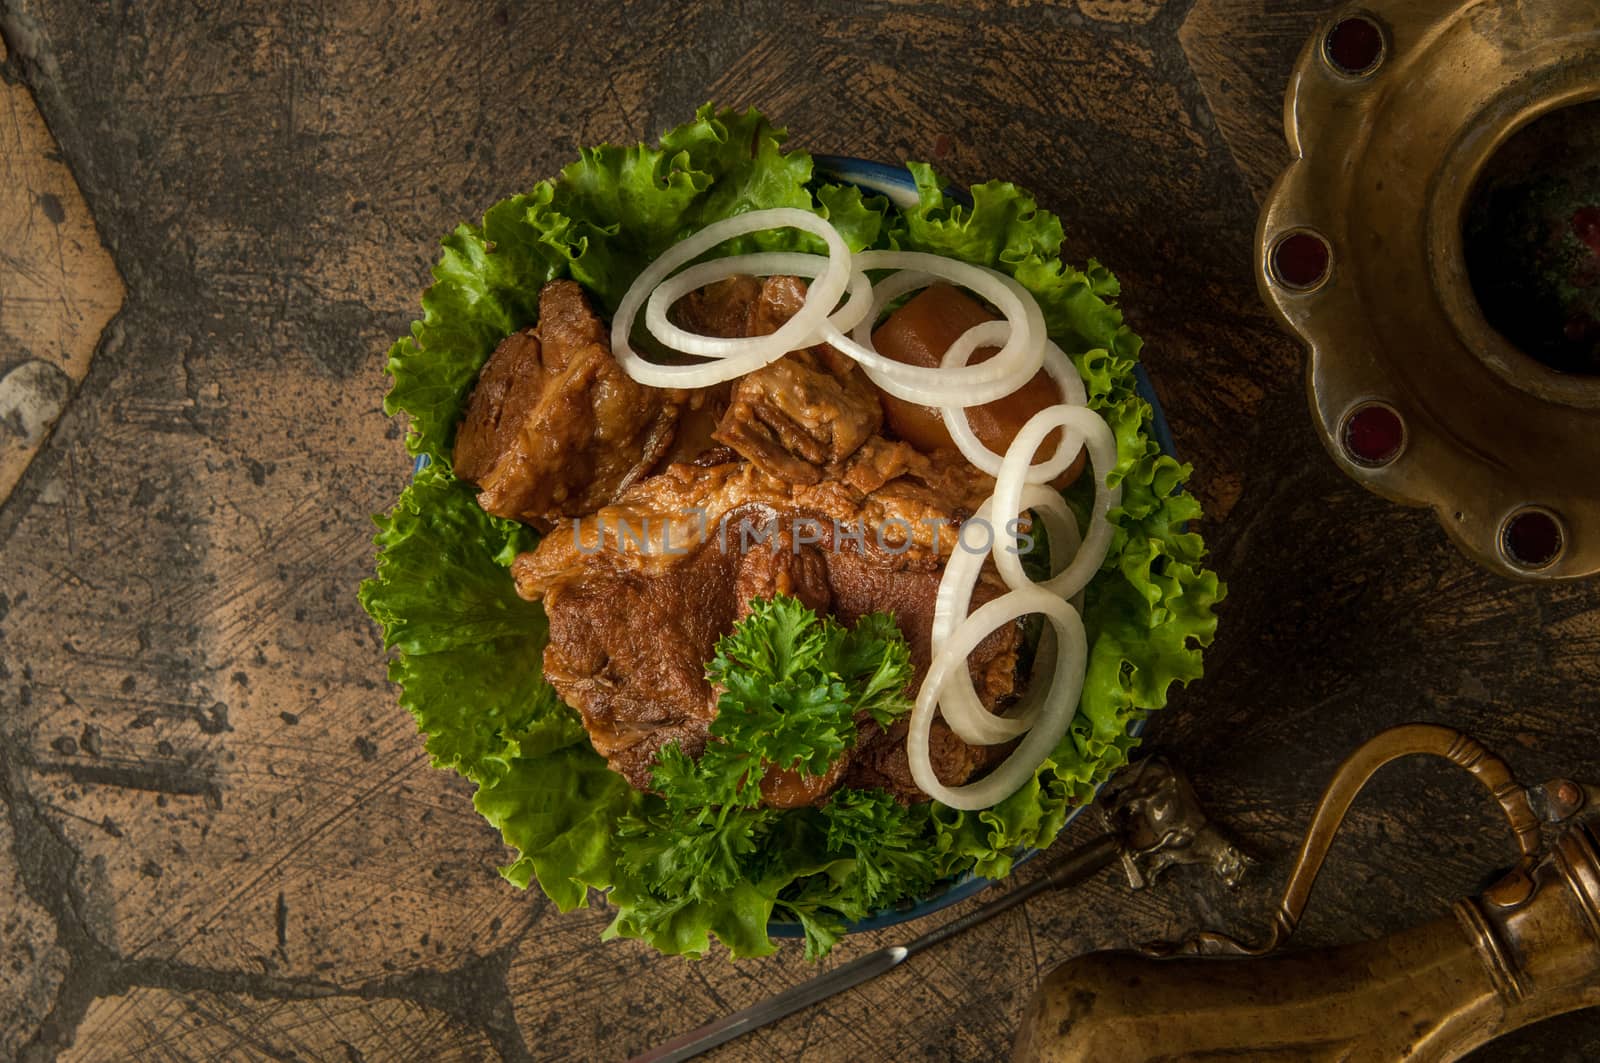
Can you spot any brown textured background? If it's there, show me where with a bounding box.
[0,0,1596,1060]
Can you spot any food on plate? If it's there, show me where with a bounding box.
[359,106,1223,959]
[451,279,693,526]
[871,284,1081,485]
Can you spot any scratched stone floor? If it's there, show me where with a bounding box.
[1,1,1598,1060]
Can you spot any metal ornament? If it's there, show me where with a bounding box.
[1257,0,1600,580]
[1015,724,1600,1062]
[633,757,1248,1063]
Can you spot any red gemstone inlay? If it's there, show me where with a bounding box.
[1327,17,1384,75]
[1273,232,1331,289]
[1343,404,1404,465]
[1503,510,1564,568]
[1573,206,1600,259]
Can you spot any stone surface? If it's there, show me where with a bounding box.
[62,987,498,1063]
[0,807,70,1062]
[0,26,124,506]
[0,0,1596,1059]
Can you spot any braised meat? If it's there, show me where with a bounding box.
[844,718,1002,800]
[456,274,1033,805]
[535,535,737,786]
[695,276,885,483]
[511,458,982,593]
[713,348,884,485]
[452,280,688,525]
[671,275,767,339]
[517,460,1019,802]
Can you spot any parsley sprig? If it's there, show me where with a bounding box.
[653,595,914,812]
[615,597,918,923]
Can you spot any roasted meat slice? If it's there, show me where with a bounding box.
[511,459,976,593]
[538,537,737,787]
[518,460,1019,803]
[539,512,833,791]
[670,272,887,483]
[452,280,686,525]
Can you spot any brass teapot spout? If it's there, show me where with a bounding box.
[1015,725,1600,1062]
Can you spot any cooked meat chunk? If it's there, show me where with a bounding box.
[511,459,979,593]
[843,719,1008,803]
[670,275,765,338]
[649,383,731,470]
[760,758,852,809]
[452,280,685,525]
[673,273,811,343]
[670,272,887,483]
[826,547,1019,710]
[733,529,834,620]
[541,511,840,790]
[836,436,996,519]
[713,348,884,485]
[539,536,736,788]
[519,460,1019,802]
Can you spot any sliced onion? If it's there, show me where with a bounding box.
[612,208,854,387]
[819,251,1048,404]
[644,252,874,358]
[931,487,1081,745]
[940,339,1088,479]
[991,405,1122,600]
[927,500,1018,745]
[908,585,1086,811]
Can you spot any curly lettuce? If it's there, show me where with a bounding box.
[360,104,1224,959]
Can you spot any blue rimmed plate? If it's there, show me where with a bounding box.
[419,156,1177,939]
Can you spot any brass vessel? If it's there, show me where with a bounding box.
[1014,725,1600,1061]
[1257,1,1600,580]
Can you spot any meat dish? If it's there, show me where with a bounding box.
[462,268,1032,805]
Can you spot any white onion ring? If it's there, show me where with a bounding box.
[927,499,1017,745]
[941,339,1089,479]
[644,252,874,357]
[930,487,1082,745]
[908,585,1086,811]
[819,250,1048,404]
[855,267,939,339]
[612,208,854,387]
[991,406,1122,600]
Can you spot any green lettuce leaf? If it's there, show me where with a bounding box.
[357,462,580,784]
[362,105,1224,960]
[474,748,639,909]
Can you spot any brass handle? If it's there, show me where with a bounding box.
[1172,724,1541,956]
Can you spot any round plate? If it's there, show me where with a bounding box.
[418,159,1180,938]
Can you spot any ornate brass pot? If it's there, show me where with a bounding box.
[1257,0,1600,579]
[1014,725,1600,1061]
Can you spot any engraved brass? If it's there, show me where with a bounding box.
[1013,724,1600,1062]
[1257,0,1600,580]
